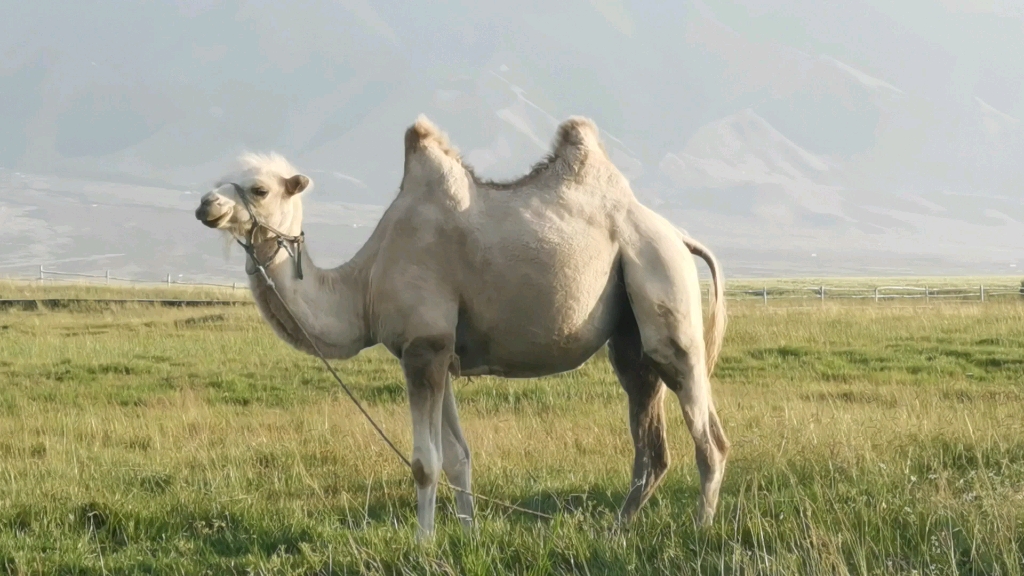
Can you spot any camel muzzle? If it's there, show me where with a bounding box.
[195,203,226,228]
[195,195,234,228]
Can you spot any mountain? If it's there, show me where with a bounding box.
[651,108,1024,277]
[1,0,1022,280]
[658,108,845,224]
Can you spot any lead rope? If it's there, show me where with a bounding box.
[245,249,552,522]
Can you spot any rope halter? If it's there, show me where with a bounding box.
[230,182,305,286]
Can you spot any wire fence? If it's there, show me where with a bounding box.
[26,266,243,290]
[6,265,1024,305]
[721,283,1024,304]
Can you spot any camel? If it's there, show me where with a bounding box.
[194,115,729,539]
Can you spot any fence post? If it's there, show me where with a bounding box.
[105,270,110,285]
[38,265,43,282]
[820,285,825,303]
[167,274,171,287]
[763,286,768,306]
[874,287,879,303]
[925,285,929,303]
[232,282,236,290]
[980,285,985,302]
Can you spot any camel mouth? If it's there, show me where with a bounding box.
[197,211,230,229]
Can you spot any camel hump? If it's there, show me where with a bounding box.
[549,116,607,176]
[553,116,602,154]
[401,115,471,210]
[404,114,460,161]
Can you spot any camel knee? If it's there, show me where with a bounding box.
[411,452,441,489]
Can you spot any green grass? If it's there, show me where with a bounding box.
[1,287,1024,574]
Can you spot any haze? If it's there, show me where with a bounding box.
[1,0,1022,281]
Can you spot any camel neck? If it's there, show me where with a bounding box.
[247,243,371,359]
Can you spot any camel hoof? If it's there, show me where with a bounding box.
[697,509,715,528]
[415,527,435,545]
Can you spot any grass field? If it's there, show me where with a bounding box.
[1,283,1024,574]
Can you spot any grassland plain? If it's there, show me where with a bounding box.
[0,282,1023,574]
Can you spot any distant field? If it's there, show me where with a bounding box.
[1,285,1024,573]
[0,280,248,302]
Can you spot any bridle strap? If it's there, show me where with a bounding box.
[230,182,305,283]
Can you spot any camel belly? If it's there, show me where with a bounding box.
[454,317,616,378]
[454,321,615,378]
[454,256,624,378]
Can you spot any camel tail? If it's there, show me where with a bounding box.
[681,235,726,376]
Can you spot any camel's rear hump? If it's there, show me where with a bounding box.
[552,116,605,174]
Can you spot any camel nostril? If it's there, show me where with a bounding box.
[199,192,224,206]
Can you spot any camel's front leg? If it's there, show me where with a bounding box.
[441,374,473,529]
[401,335,454,540]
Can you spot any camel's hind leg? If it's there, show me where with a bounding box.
[651,354,729,525]
[619,231,730,525]
[608,306,670,524]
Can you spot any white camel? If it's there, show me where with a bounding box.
[194,115,729,539]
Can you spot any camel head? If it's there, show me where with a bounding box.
[195,152,311,240]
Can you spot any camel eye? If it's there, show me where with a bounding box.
[251,186,268,197]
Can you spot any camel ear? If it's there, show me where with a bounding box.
[282,174,310,196]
